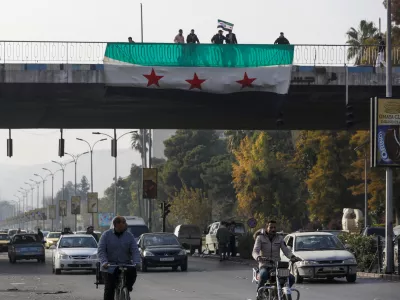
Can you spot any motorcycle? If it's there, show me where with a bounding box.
[252,258,301,300]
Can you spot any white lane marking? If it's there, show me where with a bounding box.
[172,288,184,293]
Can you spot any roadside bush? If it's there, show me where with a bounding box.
[238,233,255,259]
[338,233,376,271]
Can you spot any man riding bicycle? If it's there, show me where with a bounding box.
[252,220,300,296]
[98,216,141,300]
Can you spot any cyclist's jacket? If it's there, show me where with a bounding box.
[252,233,293,268]
[98,229,141,271]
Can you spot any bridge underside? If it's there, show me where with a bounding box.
[0,84,397,130]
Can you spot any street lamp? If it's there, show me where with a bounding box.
[10,200,19,228]
[51,160,74,229]
[34,173,46,229]
[93,130,137,216]
[30,179,40,210]
[24,182,35,210]
[13,195,22,230]
[76,138,107,193]
[64,151,89,231]
[42,168,62,231]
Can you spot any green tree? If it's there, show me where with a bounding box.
[346,20,378,65]
[130,130,151,161]
[78,176,90,197]
[224,130,256,152]
[161,130,225,195]
[383,0,400,25]
[168,185,212,230]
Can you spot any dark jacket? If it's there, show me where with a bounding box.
[211,34,225,44]
[274,36,290,44]
[87,231,99,242]
[225,33,237,44]
[378,40,385,53]
[187,33,200,44]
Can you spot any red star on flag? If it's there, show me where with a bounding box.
[185,73,206,90]
[143,68,164,87]
[236,72,256,89]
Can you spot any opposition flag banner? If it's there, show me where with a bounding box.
[103,43,294,101]
[217,19,234,31]
[71,196,81,215]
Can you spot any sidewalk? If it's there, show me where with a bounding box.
[195,253,400,281]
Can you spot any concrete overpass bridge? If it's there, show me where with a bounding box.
[0,41,399,130]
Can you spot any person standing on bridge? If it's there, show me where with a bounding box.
[274,32,290,45]
[174,29,185,43]
[225,30,237,44]
[187,29,200,43]
[128,37,135,43]
[211,30,226,44]
[376,36,386,68]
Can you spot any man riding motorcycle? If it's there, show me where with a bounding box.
[252,220,301,296]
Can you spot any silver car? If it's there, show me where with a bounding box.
[280,232,357,283]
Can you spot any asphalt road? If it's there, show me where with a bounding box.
[0,250,398,300]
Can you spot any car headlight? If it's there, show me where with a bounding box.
[178,249,187,256]
[58,252,69,259]
[143,251,154,257]
[344,258,357,264]
[298,260,318,266]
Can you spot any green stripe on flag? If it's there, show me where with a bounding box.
[104,43,294,68]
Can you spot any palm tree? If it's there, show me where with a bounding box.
[346,20,378,65]
[131,129,151,162]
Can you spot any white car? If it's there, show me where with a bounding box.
[51,234,99,275]
[280,232,358,283]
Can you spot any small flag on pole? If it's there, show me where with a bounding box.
[217,19,234,31]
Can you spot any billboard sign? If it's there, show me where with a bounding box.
[87,192,98,213]
[373,97,400,167]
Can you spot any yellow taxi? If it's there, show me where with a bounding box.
[45,232,61,249]
[0,232,10,252]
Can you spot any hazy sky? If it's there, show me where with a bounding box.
[0,0,389,199]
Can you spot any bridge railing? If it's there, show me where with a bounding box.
[0,41,398,66]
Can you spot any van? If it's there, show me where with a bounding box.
[174,225,202,255]
[205,221,246,256]
[109,216,149,241]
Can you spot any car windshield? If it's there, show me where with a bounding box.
[295,235,344,251]
[143,234,180,247]
[48,233,61,238]
[0,234,8,240]
[127,225,149,238]
[13,235,40,244]
[59,236,97,248]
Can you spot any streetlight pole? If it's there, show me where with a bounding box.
[52,160,74,230]
[65,151,89,232]
[385,0,394,274]
[13,196,21,229]
[19,189,28,229]
[93,130,137,216]
[10,200,19,228]
[30,179,40,229]
[354,141,369,227]
[43,168,62,231]
[34,174,46,229]
[24,182,34,228]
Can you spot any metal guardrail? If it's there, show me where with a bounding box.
[0,41,399,66]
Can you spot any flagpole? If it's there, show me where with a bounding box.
[140,3,144,43]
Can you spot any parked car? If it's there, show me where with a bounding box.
[204,221,246,254]
[281,232,358,283]
[0,232,10,252]
[51,234,99,275]
[8,233,45,263]
[174,225,202,255]
[138,232,188,272]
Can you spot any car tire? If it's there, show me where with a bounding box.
[55,268,61,275]
[172,266,178,271]
[326,276,334,282]
[346,274,357,283]
[92,269,97,275]
[293,265,303,284]
[181,262,188,272]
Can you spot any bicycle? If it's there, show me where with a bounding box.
[94,261,135,300]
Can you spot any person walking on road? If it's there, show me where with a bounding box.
[37,228,44,241]
[98,216,141,300]
[216,221,232,261]
[86,225,99,243]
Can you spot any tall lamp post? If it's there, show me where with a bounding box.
[354,140,369,228]
[52,160,74,229]
[34,174,46,229]
[93,130,137,216]
[42,168,62,231]
[19,188,29,229]
[30,179,41,229]
[77,137,106,227]
[10,200,20,228]
[13,195,22,228]
[76,138,107,193]
[65,151,89,231]
[24,182,35,228]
